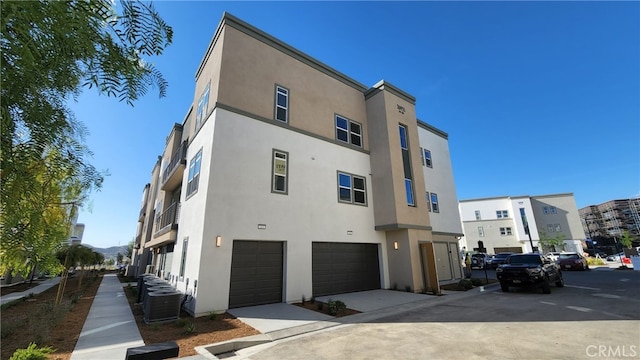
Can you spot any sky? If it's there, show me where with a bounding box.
[71,1,640,249]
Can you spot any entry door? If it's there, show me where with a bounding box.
[228,240,283,308]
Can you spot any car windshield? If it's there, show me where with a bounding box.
[508,255,541,264]
[495,253,511,259]
[559,254,579,260]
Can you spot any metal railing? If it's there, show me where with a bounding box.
[162,141,188,184]
[154,202,180,235]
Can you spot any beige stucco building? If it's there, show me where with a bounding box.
[132,13,463,316]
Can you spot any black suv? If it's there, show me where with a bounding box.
[496,253,564,294]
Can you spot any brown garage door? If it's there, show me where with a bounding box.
[228,240,283,308]
[312,242,380,297]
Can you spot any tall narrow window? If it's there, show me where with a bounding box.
[187,149,202,197]
[399,124,414,206]
[478,226,485,237]
[196,83,210,130]
[272,149,288,194]
[430,193,439,213]
[275,85,288,123]
[335,115,362,147]
[337,171,367,205]
[475,210,481,220]
[420,147,425,166]
[424,149,432,168]
[179,237,188,279]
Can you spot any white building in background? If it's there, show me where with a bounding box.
[458,193,585,254]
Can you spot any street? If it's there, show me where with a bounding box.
[238,269,640,360]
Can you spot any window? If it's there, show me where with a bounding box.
[543,206,549,214]
[272,150,288,194]
[424,149,432,168]
[550,206,557,214]
[430,193,439,213]
[425,192,431,212]
[338,171,366,205]
[475,210,481,220]
[179,237,188,279]
[275,85,288,123]
[399,124,414,206]
[405,179,414,206]
[335,115,362,147]
[500,227,512,236]
[555,224,562,232]
[195,83,210,130]
[496,210,508,219]
[547,224,554,232]
[187,149,202,197]
[478,226,485,237]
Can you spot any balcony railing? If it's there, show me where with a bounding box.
[162,141,188,189]
[154,202,180,236]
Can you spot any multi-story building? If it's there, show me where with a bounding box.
[458,193,585,254]
[132,13,463,316]
[579,198,640,243]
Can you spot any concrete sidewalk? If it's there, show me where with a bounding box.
[0,277,61,305]
[70,274,144,360]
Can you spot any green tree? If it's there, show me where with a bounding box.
[619,230,633,249]
[1,1,172,279]
[538,229,566,253]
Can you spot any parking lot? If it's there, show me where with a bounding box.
[240,269,640,360]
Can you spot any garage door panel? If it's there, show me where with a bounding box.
[229,240,283,308]
[312,242,380,297]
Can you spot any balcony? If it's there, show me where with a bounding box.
[139,206,146,222]
[149,202,180,248]
[162,141,188,191]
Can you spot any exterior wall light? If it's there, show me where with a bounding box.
[394,241,399,250]
[216,236,222,247]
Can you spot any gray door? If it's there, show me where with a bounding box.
[312,242,380,297]
[229,240,283,308]
[434,242,453,281]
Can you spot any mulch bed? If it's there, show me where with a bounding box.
[293,300,360,317]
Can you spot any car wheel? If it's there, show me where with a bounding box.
[500,282,509,292]
[555,273,564,288]
[541,277,551,294]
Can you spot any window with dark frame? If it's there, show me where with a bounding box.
[179,237,188,279]
[275,85,288,123]
[186,149,202,197]
[430,192,439,213]
[399,124,414,206]
[337,171,366,205]
[272,149,288,194]
[335,115,362,147]
[195,83,210,130]
[424,149,432,168]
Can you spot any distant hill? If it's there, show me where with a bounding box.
[83,244,129,260]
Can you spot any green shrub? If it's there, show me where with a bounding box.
[184,322,195,334]
[327,300,346,316]
[470,278,483,286]
[9,343,55,360]
[587,257,605,265]
[458,279,473,290]
[317,302,324,311]
[174,318,187,327]
[208,312,217,321]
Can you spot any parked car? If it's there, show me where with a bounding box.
[546,252,561,262]
[496,253,564,294]
[471,253,491,269]
[490,252,515,269]
[584,249,607,258]
[557,252,589,271]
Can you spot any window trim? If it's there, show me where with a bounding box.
[424,149,432,168]
[475,210,481,220]
[430,192,439,213]
[186,148,203,198]
[337,171,367,206]
[195,82,210,131]
[335,114,362,148]
[274,84,289,123]
[496,210,508,219]
[478,226,485,237]
[271,149,289,195]
[500,227,513,236]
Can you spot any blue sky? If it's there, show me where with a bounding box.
[72,1,640,249]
